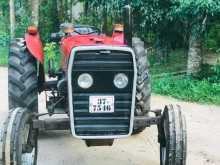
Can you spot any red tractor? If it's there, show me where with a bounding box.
[0,5,187,165]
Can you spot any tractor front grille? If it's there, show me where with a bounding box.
[72,93,132,136]
[68,47,136,138]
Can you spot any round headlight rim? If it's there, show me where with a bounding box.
[77,73,93,89]
[113,73,129,89]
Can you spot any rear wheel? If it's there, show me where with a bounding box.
[132,37,151,134]
[159,105,187,165]
[8,38,38,112]
[1,108,38,165]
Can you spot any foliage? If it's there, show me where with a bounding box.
[15,14,30,38]
[88,0,125,20]
[0,47,8,66]
[75,13,101,28]
[205,23,220,51]
[39,0,60,42]
[172,0,220,40]
[150,50,187,75]
[0,9,9,66]
[208,57,220,83]
[152,75,220,105]
[44,42,57,60]
[44,42,60,71]
[0,31,10,47]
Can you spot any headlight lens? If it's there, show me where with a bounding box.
[114,73,129,89]
[77,73,93,89]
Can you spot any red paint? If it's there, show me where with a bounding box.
[112,32,124,44]
[25,33,44,64]
[61,33,125,57]
[24,31,125,64]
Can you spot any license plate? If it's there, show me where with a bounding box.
[89,96,114,113]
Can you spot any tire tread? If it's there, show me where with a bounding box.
[8,39,38,112]
[132,38,151,134]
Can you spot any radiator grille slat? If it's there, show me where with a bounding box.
[71,49,134,136]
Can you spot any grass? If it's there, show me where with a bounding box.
[150,49,187,75]
[152,75,220,105]
[149,50,220,105]
[0,46,8,66]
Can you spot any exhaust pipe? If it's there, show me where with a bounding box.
[123,4,132,47]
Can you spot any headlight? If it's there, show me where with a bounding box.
[114,73,129,89]
[77,73,93,89]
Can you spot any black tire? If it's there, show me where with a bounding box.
[8,38,38,112]
[0,124,3,164]
[159,105,187,165]
[1,108,38,165]
[132,37,151,134]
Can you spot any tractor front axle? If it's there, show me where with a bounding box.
[33,113,162,131]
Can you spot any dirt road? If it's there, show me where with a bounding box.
[0,67,220,165]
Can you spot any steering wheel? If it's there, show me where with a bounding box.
[74,25,101,35]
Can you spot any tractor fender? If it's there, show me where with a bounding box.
[112,32,124,44]
[25,33,44,64]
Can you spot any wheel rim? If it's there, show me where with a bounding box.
[161,147,166,165]
[21,148,36,164]
[21,122,37,165]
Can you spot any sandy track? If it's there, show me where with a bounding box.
[0,67,220,165]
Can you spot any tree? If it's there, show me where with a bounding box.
[31,0,40,26]
[85,0,180,62]
[173,0,220,75]
[9,0,16,38]
[132,0,177,63]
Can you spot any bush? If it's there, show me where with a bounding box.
[150,49,187,75]
[0,31,9,47]
[152,75,220,105]
[0,47,8,66]
[209,62,220,83]
[44,42,60,71]
[205,23,220,52]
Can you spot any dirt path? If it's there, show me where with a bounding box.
[0,67,220,165]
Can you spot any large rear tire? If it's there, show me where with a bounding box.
[132,37,151,134]
[8,38,38,112]
[159,105,187,165]
[1,108,38,165]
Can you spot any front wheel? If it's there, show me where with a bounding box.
[158,105,187,165]
[1,108,38,165]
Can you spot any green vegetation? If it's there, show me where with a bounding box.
[43,43,61,71]
[151,51,220,105]
[150,50,187,75]
[0,47,8,66]
[152,75,220,105]
[205,23,220,52]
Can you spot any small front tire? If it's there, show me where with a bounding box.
[1,108,38,165]
[159,105,187,165]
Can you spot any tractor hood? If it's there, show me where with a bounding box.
[61,33,125,57]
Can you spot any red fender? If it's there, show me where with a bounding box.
[25,33,44,64]
[112,32,124,44]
